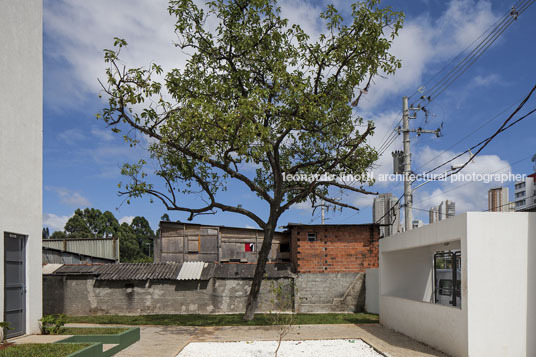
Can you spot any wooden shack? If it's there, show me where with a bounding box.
[155,221,290,263]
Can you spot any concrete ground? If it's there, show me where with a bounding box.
[9,334,71,344]
[61,323,446,357]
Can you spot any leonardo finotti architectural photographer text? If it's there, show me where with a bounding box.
[282,172,525,184]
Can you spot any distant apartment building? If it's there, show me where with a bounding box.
[514,173,536,212]
[429,200,455,223]
[439,200,455,220]
[488,187,514,212]
[412,219,424,229]
[373,193,400,237]
[429,206,439,224]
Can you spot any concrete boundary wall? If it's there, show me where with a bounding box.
[295,273,365,313]
[365,268,379,314]
[43,271,370,315]
[44,276,293,315]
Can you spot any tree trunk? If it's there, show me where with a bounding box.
[243,222,276,321]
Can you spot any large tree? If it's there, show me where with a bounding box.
[117,222,145,262]
[131,216,155,257]
[99,0,403,320]
[64,208,120,238]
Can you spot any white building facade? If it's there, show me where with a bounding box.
[514,174,536,212]
[0,0,43,337]
[373,193,400,237]
[488,187,514,212]
[380,212,536,357]
[429,200,455,224]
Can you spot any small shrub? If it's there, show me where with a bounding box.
[40,314,66,335]
[0,321,12,344]
[268,280,295,357]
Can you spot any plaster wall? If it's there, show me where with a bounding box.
[365,268,379,314]
[465,212,534,357]
[380,212,536,357]
[43,276,293,315]
[380,214,468,356]
[0,0,43,335]
[380,296,466,357]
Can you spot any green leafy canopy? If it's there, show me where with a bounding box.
[99,0,403,228]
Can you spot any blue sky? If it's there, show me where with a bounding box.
[43,0,536,232]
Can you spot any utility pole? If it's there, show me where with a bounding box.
[398,96,441,232]
[321,199,325,224]
[402,97,412,232]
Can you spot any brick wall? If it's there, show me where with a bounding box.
[290,224,379,273]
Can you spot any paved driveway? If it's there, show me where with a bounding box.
[91,323,449,357]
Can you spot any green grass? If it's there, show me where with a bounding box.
[67,313,378,326]
[0,343,91,357]
[60,327,129,335]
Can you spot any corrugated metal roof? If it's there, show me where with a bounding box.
[177,261,206,280]
[96,262,181,280]
[50,262,181,280]
[42,264,64,275]
[54,264,101,275]
[43,238,118,261]
[47,262,293,280]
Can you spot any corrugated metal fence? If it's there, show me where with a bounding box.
[43,238,119,261]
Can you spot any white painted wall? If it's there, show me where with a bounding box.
[465,213,533,357]
[365,268,379,314]
[0,0,43,335]
[380,213,536,357]
[527,216,536,357]
[380,215,468,356]
[380,296,467,357]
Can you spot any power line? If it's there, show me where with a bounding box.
[374,0,528,160]
[376,118,402,157]
[411,0,534,106]
[414,83,536,180]
[377,130,399,157]
[374,194,403,225]
[483,199,516,212]
[412,153,534,206]
[413,98,520,173]
[407,0,522,101]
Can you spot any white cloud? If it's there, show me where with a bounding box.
[43,213,71,231]
[278,0,323,41]
[293,200,315,211]
[119,215,135,225]
[57,128,87,145]
[43,0,333,111]
[91,127,115,142]
[411,145,512,214]
[360,0,498,110]
[46,186,91,207]
[44,0,181,107]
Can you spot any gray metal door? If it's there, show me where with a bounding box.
[4,232,26,338]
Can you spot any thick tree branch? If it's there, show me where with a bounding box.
[107,90,274,204]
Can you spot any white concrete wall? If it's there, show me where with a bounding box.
[380,214,468,356]
[465,212,534,357]
[527,216,536,357]
[381,212,536,357]
[380,296,467,357]
[365,268,379,314]
[0,0,43,335]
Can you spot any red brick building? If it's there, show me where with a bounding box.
[287,223,380,273]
